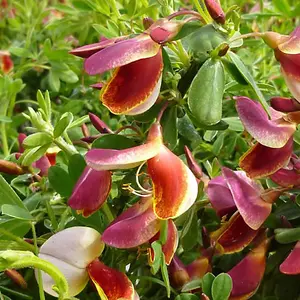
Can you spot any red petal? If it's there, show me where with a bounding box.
[280,241,300,274]
[271,167,300,187]
[270,97,300,112]
[239,138,293,179]
[101,50,163,115]
[84,34,160,75]
[68,167,112,217]
[102,197,160,248]
[148,145,198,219]
[87,259,138,300]
[211,213,258,254]
[228,238,268,299]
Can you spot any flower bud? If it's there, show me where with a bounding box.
[204,0,225,24]
[88,113,113,134]
[0,160,24,175]
[143,17,154,30]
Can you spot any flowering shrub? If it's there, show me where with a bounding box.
[1,0,300,299]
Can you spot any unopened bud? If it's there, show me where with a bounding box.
[90,82,103,90]
[169,256,190,289]
[81,123,90,137]
[0,160,24,175]
[204,0,225,24]
[184,146,202,180]
[4,269,27,289]
[143,17,154,30]
[262,31,289,49]
[88,113,113,134]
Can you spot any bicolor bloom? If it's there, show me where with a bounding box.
[37,226,139,299]
[100,196,178,264]
[70,19,183,115]
[0,50,13,73]
[85,121,198,219]
[208,168,283,253]
[235,96,298,178]
[227,236,269,299]
[263,27,300,102]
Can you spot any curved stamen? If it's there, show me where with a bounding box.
[136,161,153,194]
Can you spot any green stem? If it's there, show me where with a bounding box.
[0,228,35,252]
[54,136,77,157]
[159,220,168,245]
[44,197,58,231]
[0,123,9,157]
[191,0,211,24]
[229,32,263,44]
[31,222,45,300]
[176,41,190,68]
[102,202,114,223]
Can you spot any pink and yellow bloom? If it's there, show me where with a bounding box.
[235,96,299,178]
[85,121,198,220]
[37,226,139,299]
[71,19,183,115]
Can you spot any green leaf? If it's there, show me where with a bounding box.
[53,112,73,138]
[161,253,171,298]
[59,70,79,84]
[212,273,232,300]
[202,272,215,299]
[222,117,244,131]
[222,58,248,85]
[0,175,28,211]
[181,279,202,292]
[9,47,32,58]
[0,218,31,239]
[93,24,116,38]
[272,0,291,16]
[275,228,300,244]
[213,132,226,155]
[0,116,12,123]
[48,166,73,197]
[21,143,52,167]
[173,21,201,41]
[23,132,53,148]
[162,48,174,76]
[188,58,225,125]
[150,241,162,275]
[181,207,199,251]
[1,205,33,221]
[92,134,136,149]
[161,106,178,150]
[175,293,199,300]
[127,0,137,16]
[37,90,51,121]
[228,51,269,114]
[48,70,61,92]
[68,154,86,184]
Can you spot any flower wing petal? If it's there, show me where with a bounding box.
[280,241,300,274]
[222,167,271,230]
[236,96,295,148]
[68,167,112,217]
[102,197,160,248]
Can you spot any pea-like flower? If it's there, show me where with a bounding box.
[70,19,183,115]
[37,226,139,299]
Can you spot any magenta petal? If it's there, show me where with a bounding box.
[84,34,160,75]
[280,241,300,274]
[68,167,111,217]
[228,238,268,299]
[207,175,236,217]
[271,167,300,187]
[236,96,296,148]
[70,37,126,58]
[222,168,271,230]
[101,197,160,248]
[33,156,51,176]
[271,97,300,112]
